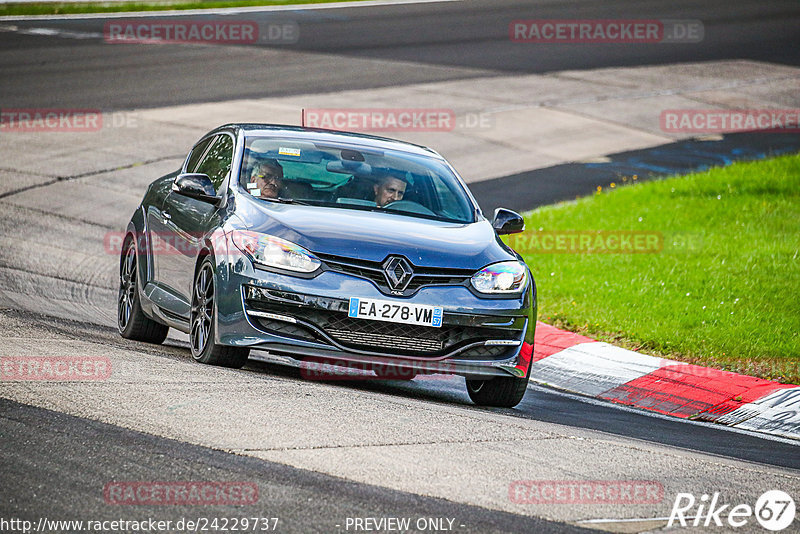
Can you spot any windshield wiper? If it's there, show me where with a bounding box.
[265,197,311,205]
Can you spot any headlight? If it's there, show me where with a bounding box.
[230,230,320,273]
[471,261,528,294]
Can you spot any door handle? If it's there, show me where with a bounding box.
[163,212,172,222]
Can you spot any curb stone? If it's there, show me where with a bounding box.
[529,322,800,440]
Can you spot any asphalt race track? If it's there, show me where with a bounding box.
[0,0,798,109]
[1,1,799,533]
[2,397,584,534]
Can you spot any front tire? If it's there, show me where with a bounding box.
[190,258,249,368]
[465,375,529,408]
[118,239,169,344]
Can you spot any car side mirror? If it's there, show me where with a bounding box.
[492,208,525,235]
[172,173,219,204]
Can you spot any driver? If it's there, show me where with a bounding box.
[249,159,284,199]
[373,173,407,207]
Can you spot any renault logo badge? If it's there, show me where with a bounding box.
[383,256,413,290]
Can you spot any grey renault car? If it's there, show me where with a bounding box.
[118,124,536,407]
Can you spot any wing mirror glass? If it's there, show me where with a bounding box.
[172,173,218,204]
[492,208,525,235]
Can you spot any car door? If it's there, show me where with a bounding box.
[148,136,214,297]
[157,133,234,318]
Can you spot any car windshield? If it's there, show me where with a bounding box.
[239,136,476,223]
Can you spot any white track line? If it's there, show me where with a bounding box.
[577,516,679,524]
[0,0,462,21]
[0,24,102,38]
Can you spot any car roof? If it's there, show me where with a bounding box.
[214,123,444,160]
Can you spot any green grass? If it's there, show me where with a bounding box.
[504,153,800,384]
[0,0,365,17]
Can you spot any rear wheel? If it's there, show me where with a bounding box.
[118,239,169,344]
[465,375,529,408]
[190,258,249,368]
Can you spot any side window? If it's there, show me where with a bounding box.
[185,137,213,174]
[195,135,234,191]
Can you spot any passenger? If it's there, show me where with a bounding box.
[373,173,407,207]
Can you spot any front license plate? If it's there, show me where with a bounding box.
[348,297,443,328]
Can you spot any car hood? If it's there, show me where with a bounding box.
[235,197,514,269]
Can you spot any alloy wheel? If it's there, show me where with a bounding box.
[118,244,137,331]
[191,263,214,356]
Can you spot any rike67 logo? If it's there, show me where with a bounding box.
[668,490,795,531]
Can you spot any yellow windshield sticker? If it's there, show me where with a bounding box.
[279,147,301,157]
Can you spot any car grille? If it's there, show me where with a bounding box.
[316,253,473,296]
[326,328,443,352]
[254,318,318,342]
[456,345,516,360]
[246,298,521,358]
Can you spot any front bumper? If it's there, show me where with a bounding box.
[214,253,536,379]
